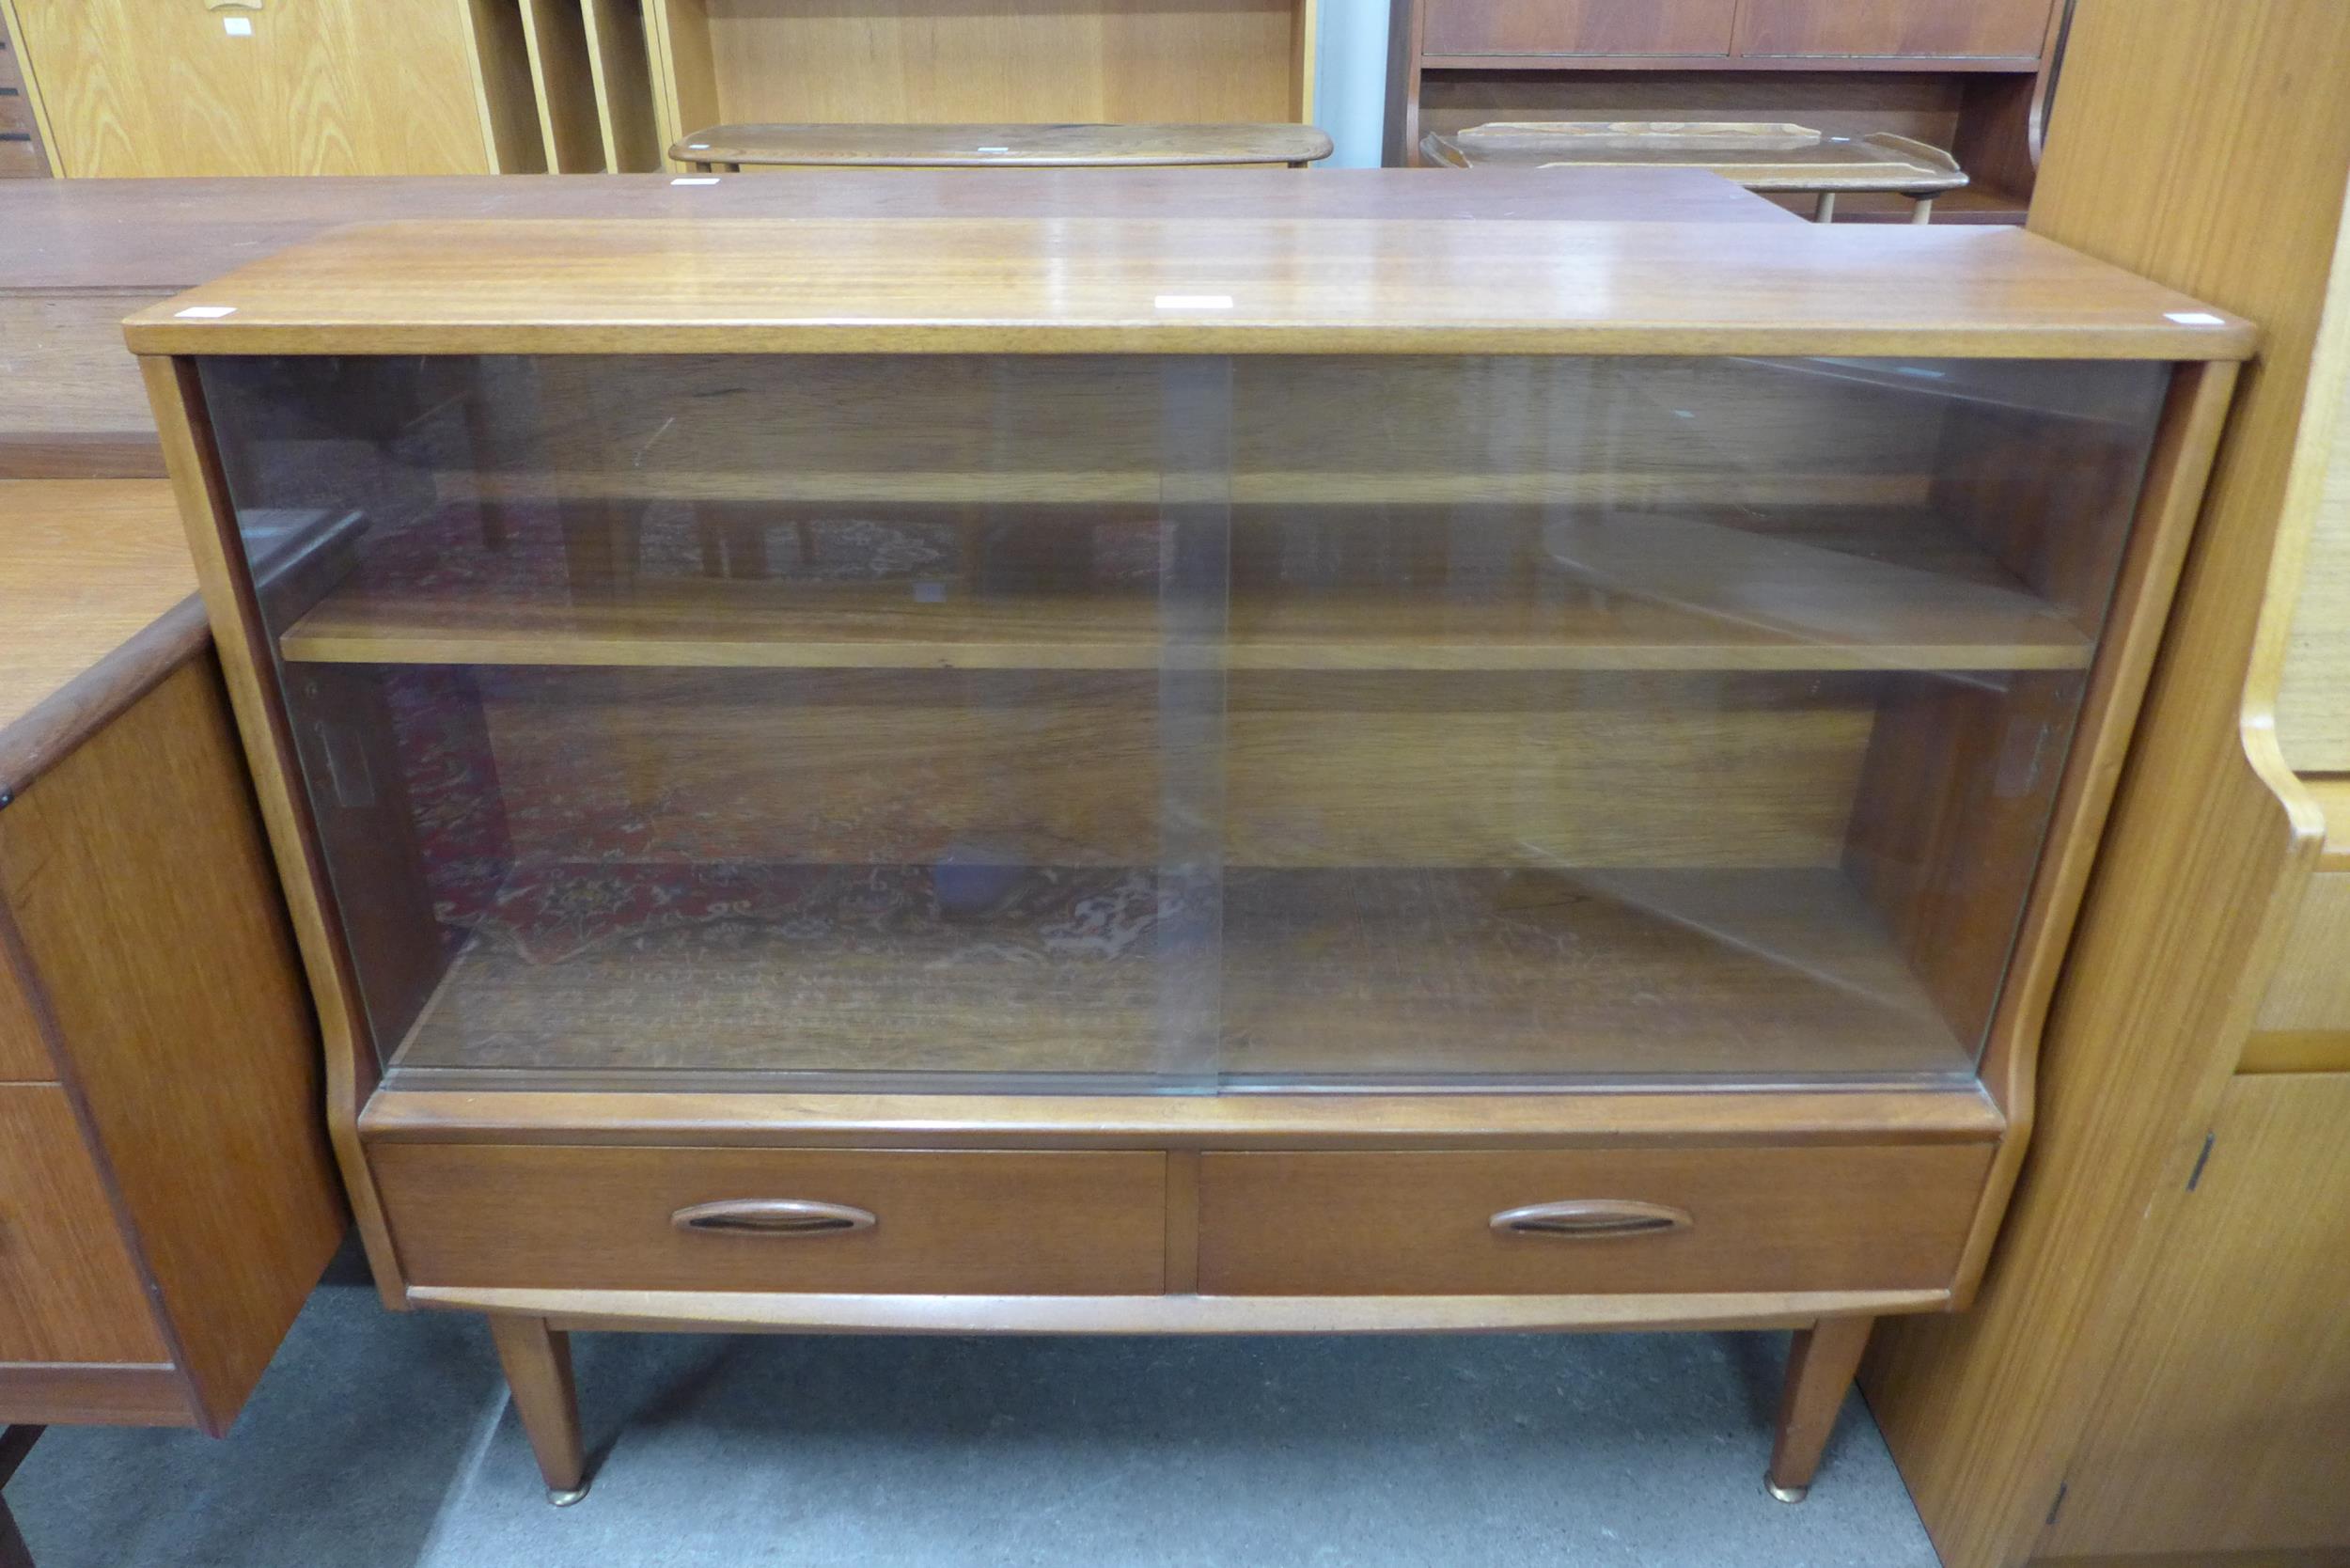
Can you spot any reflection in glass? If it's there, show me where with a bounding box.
[197,353,2171,1091]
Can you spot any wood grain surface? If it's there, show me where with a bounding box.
[0,295,170,469]
[1196,1145,1987,1294]
[2041,1073,2350,1557]
[121,219,2253,359]
[1857,6,2350,1566]
[673,122,1331,168]
[378,1145,1167,1294]
[0,169,1792,293]
[0,937,44,1085]
[461,666,1872,871]
[5,0,495,176]
[1731,0,2052,60]
[281,510,2092,673]
[484,1316,583,1492]
[0,480,200,786]
[583,0,662,172]
[413,1283,1949,1335]
[381,867,1973,1083]
[0,662,345,1431]
[0,1086,166,1364]
[0,1362,188,1427]
[2276,352,2350,769]
[2311,776,2350,869]
[1422,0,1737,58]
[360,1084,2007,1148]
[656,0,1310,135]
[520,0,603,174]
[2246,871,2350,1044]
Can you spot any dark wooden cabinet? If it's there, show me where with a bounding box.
[1423,0,1738,58]
[1389,0,2069,224]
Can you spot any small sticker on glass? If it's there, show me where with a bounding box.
[175,306,237,319]
[2166,311,2227,326]
[1154,294,1234,310]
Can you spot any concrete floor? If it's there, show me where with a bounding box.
[8,1246,1940,1567]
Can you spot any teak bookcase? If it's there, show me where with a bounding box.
[128,209,2248,1512]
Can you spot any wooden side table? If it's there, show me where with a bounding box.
[671,121,1335,171]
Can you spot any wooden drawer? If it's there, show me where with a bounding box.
[1197,1146,1990,1295]
[374,1144,1167,1295]
[0,89,34,136]
[1422,0,1737,57]
[1733,0,2052,58]
[0,1085,169,1362]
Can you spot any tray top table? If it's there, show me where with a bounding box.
[1422,122,1968,224]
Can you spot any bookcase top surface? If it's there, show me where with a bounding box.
[124,215,2253,359]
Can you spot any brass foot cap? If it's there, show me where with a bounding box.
[1766,1481,1810,1504]
[546,1484,590,1508]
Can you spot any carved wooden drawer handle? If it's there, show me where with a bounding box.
[1489,1200,1693,1238]
[671,1200,876,1236]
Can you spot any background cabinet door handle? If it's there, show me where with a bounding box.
[670,1200,877,1236]
[1489,1200,1693,1238]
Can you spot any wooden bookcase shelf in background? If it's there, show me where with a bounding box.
[641,0,1318,163]
[0,0,1317,178]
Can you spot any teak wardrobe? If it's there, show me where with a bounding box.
[125,208,2248,1510]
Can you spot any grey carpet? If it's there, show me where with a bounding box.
[8,1251,1939,1567]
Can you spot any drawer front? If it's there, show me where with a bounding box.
[375,1144,1167,1295]
[1733,0,2051,58]
[1423,0,1737,57]
[1198,1146,1990,1295]
[0,1085,170,1362]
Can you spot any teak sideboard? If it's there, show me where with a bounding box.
[127,211,2248,1509]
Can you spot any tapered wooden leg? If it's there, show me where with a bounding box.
[488,1316,589,1505]
[1767,1316,1873,1502]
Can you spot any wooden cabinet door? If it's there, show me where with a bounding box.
[2043,1074,2350,1556]
[8,0,494,175]
[1423,0,1739,58]
[1734,0,2052,59]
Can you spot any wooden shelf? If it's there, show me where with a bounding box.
[279,505,2092,675]
[384,866,1974,1084]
